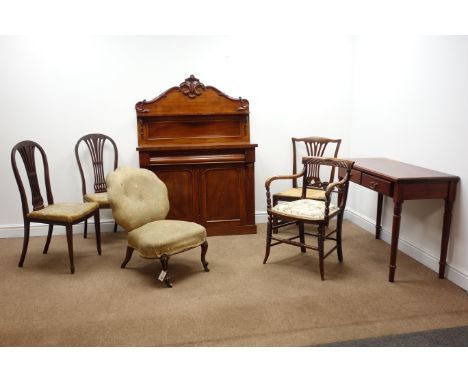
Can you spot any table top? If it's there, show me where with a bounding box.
[350,157,460,182]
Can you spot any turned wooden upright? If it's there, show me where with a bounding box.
[135,75,257,236]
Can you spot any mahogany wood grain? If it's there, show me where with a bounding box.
[135,75,257,236]
[339,157,460,282]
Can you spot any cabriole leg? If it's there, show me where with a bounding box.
[201,241,209,271]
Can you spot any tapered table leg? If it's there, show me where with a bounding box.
[389,200,403,282]
[376,193,383,239]
[438,181,457,278]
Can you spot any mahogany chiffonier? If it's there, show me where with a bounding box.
[135,75,257,236]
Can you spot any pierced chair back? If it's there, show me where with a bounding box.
[75,133,119,237]
[292,137,342,189]
[11,140,54,218]
[300,156,354,220]
[75,133,118,196]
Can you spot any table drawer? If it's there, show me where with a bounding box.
[361,173,393,196]
[350,169,362,184]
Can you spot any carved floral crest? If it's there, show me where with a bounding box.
[179,75,206,98]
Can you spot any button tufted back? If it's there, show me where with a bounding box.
[106,167,170,232]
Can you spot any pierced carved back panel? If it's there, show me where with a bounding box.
[75,134,118,196]
[11,140,54,215]
[292,137,342,187]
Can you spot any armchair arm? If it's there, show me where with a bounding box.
[325,177,348,197]
[265,171,305,209]
[265,172,304,189]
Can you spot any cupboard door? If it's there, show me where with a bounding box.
[152,167,198,222]
[199,164,246,232]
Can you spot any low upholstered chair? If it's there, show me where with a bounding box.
[11,140,101,274]
[264,156,354,280]
[106,167,209,288]
[75,133,118,238]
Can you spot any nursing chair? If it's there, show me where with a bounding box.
[272,137,341,232]
[11,140,101,274]
[264,156,354,280]
[106,167,209,288]
[75,133,118,238]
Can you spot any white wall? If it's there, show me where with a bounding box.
[2,35,466,290]
[348,36,468,289]
[0,35,353,234]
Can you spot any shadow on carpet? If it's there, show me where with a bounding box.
[318,325,468,347]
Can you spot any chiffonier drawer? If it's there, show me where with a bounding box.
[361,173,393,196]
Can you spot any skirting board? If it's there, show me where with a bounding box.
[344,208,468,292]
[0,219,120,239]
[255,210,468,291]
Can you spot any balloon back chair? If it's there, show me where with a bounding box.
[75,133,118,238]
[11,140,101,274]
[106,167,209,288]
[264,156,354,280]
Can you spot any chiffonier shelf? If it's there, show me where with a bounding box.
[135,75,257,236]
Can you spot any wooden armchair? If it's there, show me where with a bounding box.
[264,156,354,280]
[272,136,341,232]
[75,133,118,238]
[11,141,101,274]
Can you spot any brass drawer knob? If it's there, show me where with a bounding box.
[369,181,379,189]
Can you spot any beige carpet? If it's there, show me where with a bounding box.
[1,221,467,346]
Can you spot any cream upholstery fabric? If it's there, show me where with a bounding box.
[84,192,110,207]
[276,187,326,200]
[27,202,99,223]
[106,167,170,232]
[128,220,207,258]
[272,199,338,221]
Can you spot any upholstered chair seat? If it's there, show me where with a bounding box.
[274,187,326,200]
[272,199,339,221]
[27,202,99,223]
[107,167,209,287]
[128,220,206,259]
[84,192,110,207]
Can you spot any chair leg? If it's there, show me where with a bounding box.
[200,241,209,271]
[336,214,344,263]
[121,246,134,268]
[43,224,54,254]
[113,222,118,233]
[18,220,30,267]
[263,215,273,264]
[66,225,75,274]
[272,196,279,234]
[318,225,325,281]
[299,221,306,253]
[83,219,88,238]
[159,254,172,288]
[94,210,101,255]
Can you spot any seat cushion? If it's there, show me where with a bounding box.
[84,192,110,207]
[275,187,326,200]
[271,199,339,221]
[128,220,207,259]
[27,202,99,223]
